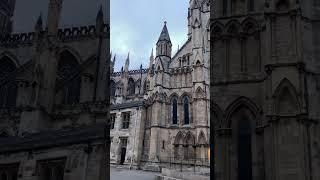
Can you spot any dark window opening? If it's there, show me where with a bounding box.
[36,158,66,180]
[162,140,165,149]
[122,112,130,129]
[172,99,178,124]
[223,0,228,16]
[110,113,116,129]
[57,51,80,105]
[128,78,135,95]
[248,0,254,11]
[237,119,252,180]
[184,97,190,125]
[0,56,17,108]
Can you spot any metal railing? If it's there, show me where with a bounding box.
[141,156,210,172]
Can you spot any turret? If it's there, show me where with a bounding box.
[156,21,172,58]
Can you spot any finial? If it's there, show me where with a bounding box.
[164,21,167,25]
[35,12,43,31]
[140,64,143,69]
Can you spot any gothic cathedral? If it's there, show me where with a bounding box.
[210,0,320,179]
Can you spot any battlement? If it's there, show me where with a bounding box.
[111,68,149,76]
[0,24,110,47]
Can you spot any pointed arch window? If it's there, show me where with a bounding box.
[0,56,17,108]
[128,78,135,95]
[172,98,178,125]
[183,96,190,125]
[57,51,80,105]
[110,80,116,96]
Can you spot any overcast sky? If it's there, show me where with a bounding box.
[111,0,188,71]
[13,0,107,32]
[12,0,188,71]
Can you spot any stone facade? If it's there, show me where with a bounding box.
[0,0,110,179]
[110,0,211,171]
[0,0,15,34]
[210,0,320,179]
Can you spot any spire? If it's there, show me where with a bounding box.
[156,22,172,57]
[96,5,104,34]
[150,48,154,59]
[157,21,171,43]
[113,54,116,64]
[149,48,154,69]
[124,52,130,72]
[35,12,43,32]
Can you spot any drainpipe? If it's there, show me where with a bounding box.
[130,111,138,170]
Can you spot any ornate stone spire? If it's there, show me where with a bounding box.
[156,21,172,57]
[157,21,171,43]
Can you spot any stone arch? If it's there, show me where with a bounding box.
[174,131,185,145]
[195,86,205,98]
[225,96,261,128]
[197,131,207,145]
[211,21,224,39]
[225,20,241,35]
[173,131,185,159]
[273,78,300,115]
[0,129,10,138]
[184,131,196,160]
[179,92,192,103]
[185,131,196,145]
[58,46,82,64]
[0,51,20,67]
[241,17,259,35]
[197,130,209,160]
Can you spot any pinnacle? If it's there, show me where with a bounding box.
[157,21,171,43]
